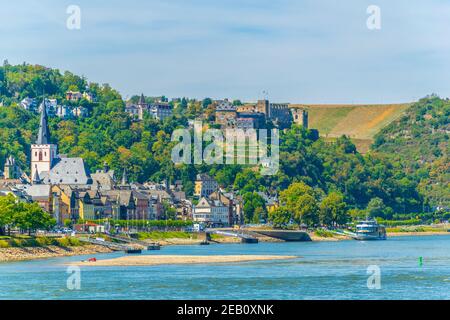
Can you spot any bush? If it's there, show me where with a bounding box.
[376,219,421,227]
[10,239,24,247]
[137,231,193,240]
[314,229,334,238]
[34,237,56,247]
[55,238,71,247]
[67,237,82,246]
[0,240,10,248]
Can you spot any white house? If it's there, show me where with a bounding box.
[193,197,229,227]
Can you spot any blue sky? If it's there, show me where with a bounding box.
[2,0,450,103]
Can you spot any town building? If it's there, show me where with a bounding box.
[3,156,21,180]
[194,174,218,197]
[150,102,172,121]
[209,190,241,226]
[66,91,83,101]
[82,92,96,102]
[192,197,229,227]
[72,106,88,118]
[56,105,71,119]
[20,98,37,111]
[38,98,56,117]
[125,94,153,121]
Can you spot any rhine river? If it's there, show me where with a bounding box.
[1,235,450,300]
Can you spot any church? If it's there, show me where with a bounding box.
[31,102,91,185]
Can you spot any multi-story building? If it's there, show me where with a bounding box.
[56,105,71,119]
[194,174,218,197]
[66,91,83,101]
[72,106,88,118]
[150,102,172,121]
[193,197,229,227]
[209,191,241,226]
[20,98,37,111]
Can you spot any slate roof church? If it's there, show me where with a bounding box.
[31,102,91,185]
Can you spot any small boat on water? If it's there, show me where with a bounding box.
[355,220,387,240]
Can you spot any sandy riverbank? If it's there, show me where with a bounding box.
[146,233,347,246]
[309,234,351,241]
[72,255,297,267]
[0,245,114,263]
[388,231,450,237]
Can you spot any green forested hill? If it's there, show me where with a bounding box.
[0,63,446,221]
[372,95,449,208]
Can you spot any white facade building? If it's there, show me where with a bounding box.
[193,197,229,226]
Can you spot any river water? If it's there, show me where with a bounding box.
[1,235,450,300]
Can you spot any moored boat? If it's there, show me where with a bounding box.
[355,220,387,240]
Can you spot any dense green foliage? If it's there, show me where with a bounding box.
[78,219,193,229]
[373,95,449,209]
[0,194,56,235]
[1,63,447,228]
[0,235,82,248]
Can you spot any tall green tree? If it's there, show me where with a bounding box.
[0,194,17,235]
[320,191,348,227]
[268,207,292,229]
[280,182,320,226]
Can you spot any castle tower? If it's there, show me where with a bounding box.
[256,100,270,117]
[291,108,309,129]
[301,110,309,129]
[31,100,57,180]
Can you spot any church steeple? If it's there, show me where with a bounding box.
[138,93,146,106]
[31,97,57,183]
[36,97,50,145]
[121,168,128,185]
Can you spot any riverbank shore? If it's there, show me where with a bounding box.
[388,231,450,237]
[1,230,448,263]
[0,245,114,263]
[72,255,297,267]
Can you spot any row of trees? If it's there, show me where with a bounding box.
[0,194,55,236]
[268,182,348,228]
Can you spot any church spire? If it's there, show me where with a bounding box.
[36,97,50,145]
[138,93,145,106]
[32,165,41,184]
[121,168,128,185]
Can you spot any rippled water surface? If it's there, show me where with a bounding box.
[1,235,450,300]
